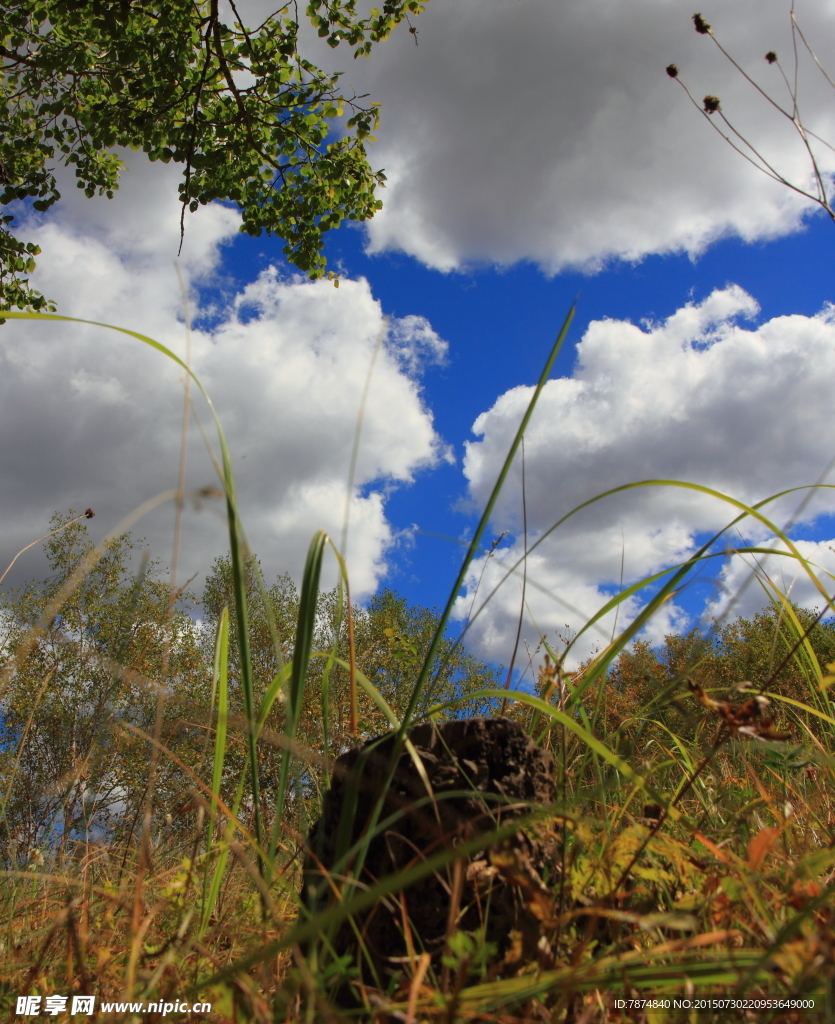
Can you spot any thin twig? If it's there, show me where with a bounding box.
[0,509,95,588]
[502,437,528,715]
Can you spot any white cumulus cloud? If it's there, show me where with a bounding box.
[705,538,835,624]
[455,286,835,667]
[300,0,835,272]
[0,156,446,597]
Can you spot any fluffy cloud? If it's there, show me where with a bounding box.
[455,287,835,667]
[0,156,447,597]
[705,538,835,624]
[302,0,835,271]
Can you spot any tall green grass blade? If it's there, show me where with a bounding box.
[402,302,576,728]
[222,455,264,870]
[454,947,769,1010]
[257,664,293,733]
[767,692,835,729]
[200,662,293,939]
[319,649,335,785]
[560,486,835,713]
[327,540,359,736]
[269,530,328,862]
[559,545,812,663]
[200,606,229,937]
[762,581,835,727]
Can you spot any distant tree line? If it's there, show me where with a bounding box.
[0,512,499,865]
[586,604,835,757]
[3,511,830,867]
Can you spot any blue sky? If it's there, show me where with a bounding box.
[315,211,835,618]
[2,0,835,672]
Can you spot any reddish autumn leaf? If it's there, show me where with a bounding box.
[747,827,780,871]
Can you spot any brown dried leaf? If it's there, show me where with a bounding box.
[747,827,780,871]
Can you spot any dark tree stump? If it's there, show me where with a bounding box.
[303,717,562,1002]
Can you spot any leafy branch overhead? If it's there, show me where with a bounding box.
[0,0,427,315]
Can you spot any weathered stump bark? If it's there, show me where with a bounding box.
[303,717,561,1003]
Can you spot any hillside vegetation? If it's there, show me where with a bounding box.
[1,310,834,1023]
[2,515,835,1022]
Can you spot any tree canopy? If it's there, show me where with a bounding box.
[0,512,204,862]
[0,0,427,316]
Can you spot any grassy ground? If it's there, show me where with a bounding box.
[2,309,835,1023]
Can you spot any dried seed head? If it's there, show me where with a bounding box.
[765,51,778,64]
[703,95,721,114]
[666,63,680,78]
[693,13,712,34]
